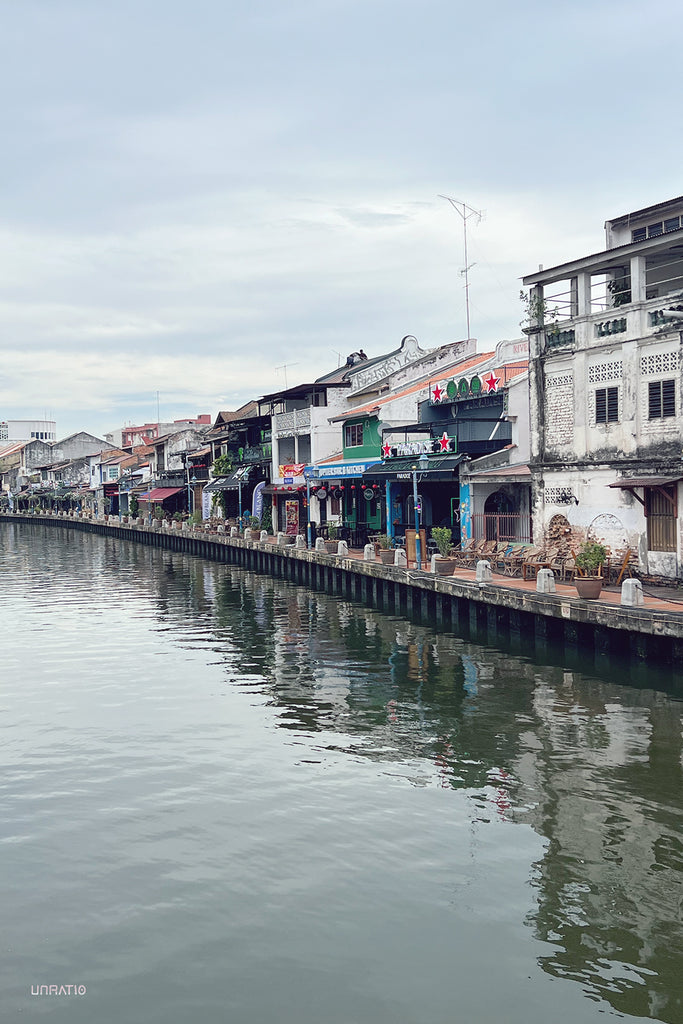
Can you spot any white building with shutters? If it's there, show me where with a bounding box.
[523,197,683,579]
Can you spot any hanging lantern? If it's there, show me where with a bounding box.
[351,485,356,490]
[361,484,366,490]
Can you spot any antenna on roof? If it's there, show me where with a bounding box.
[275,362,299,389]
[332,350,342,367]
[438,195,483,342]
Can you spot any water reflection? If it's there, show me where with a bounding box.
[2,524,682,1023]
[187,559,683,1022]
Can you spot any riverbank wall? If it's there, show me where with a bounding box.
[3,513,683,672]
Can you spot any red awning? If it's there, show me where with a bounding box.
[144,487,184,501]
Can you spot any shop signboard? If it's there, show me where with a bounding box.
[381,434,456,459]
[429,371,501,405]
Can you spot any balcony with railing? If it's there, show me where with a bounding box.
[273,408,311,438]
[523,238,683,353]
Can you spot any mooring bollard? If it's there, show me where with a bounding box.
[622,578,644,607]
[394,548,408,568]
[315,537,326,552]
[295,535,307,549]
[260,531,268,542]
[337,540,348,557]
[363,543,375,561]
[475,559,493,583]
[230,526,239,537]
[536,568,556,594]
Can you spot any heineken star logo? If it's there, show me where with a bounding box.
[484,371,500,393]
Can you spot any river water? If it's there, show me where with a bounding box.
[1,523,682,1024]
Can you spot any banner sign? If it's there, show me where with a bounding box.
[278,464,306,479]
[252,480,265,521]
[285,500,299,536]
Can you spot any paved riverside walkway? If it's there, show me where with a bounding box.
[336,543,683,617]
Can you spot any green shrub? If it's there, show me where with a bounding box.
[575,541,607,576]
[260,505,273,534]
[431,527,453,557]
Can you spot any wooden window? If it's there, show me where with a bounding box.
[344,423,363,447]
[595,387,618,423]
[648,379,676,419]
[645,485,677,552]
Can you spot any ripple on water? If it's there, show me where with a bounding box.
[1,524,682,1024]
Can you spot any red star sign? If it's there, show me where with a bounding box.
[484,371,500,393]
[438,432,451,452]
[432,383,444,402]
[381,442,393,458]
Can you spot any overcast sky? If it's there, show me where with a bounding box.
[2,0,681,440]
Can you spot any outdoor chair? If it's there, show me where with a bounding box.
[452,538,478,567]
[522,546,560,581]
[518,546,543,580]
[498,543,530,576]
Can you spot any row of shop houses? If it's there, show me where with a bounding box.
[2,196,683,578]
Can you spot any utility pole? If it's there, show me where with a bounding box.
[438,195,483,341]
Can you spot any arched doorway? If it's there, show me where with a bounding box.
[483,490,516,541]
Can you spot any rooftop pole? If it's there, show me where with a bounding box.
[438,195,482,341]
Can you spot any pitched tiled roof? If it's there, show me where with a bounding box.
[0,441,26,458]
[212,401,260,426]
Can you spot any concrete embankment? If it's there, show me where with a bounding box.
[3,513,683,673]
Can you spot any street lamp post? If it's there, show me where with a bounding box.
[190,476,197,516]
[185,456,192,516]
[306,477,312,549]
[412,453,429,570]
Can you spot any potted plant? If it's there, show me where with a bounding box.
[325,522,338,554]
[247,516,261,538]
[574,540,607,599]
[376,534,395,564]
[431,527,457,575]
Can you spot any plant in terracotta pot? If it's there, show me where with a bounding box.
[430,527,457,575]
[376,534,395,564]
[574,540,607,599]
